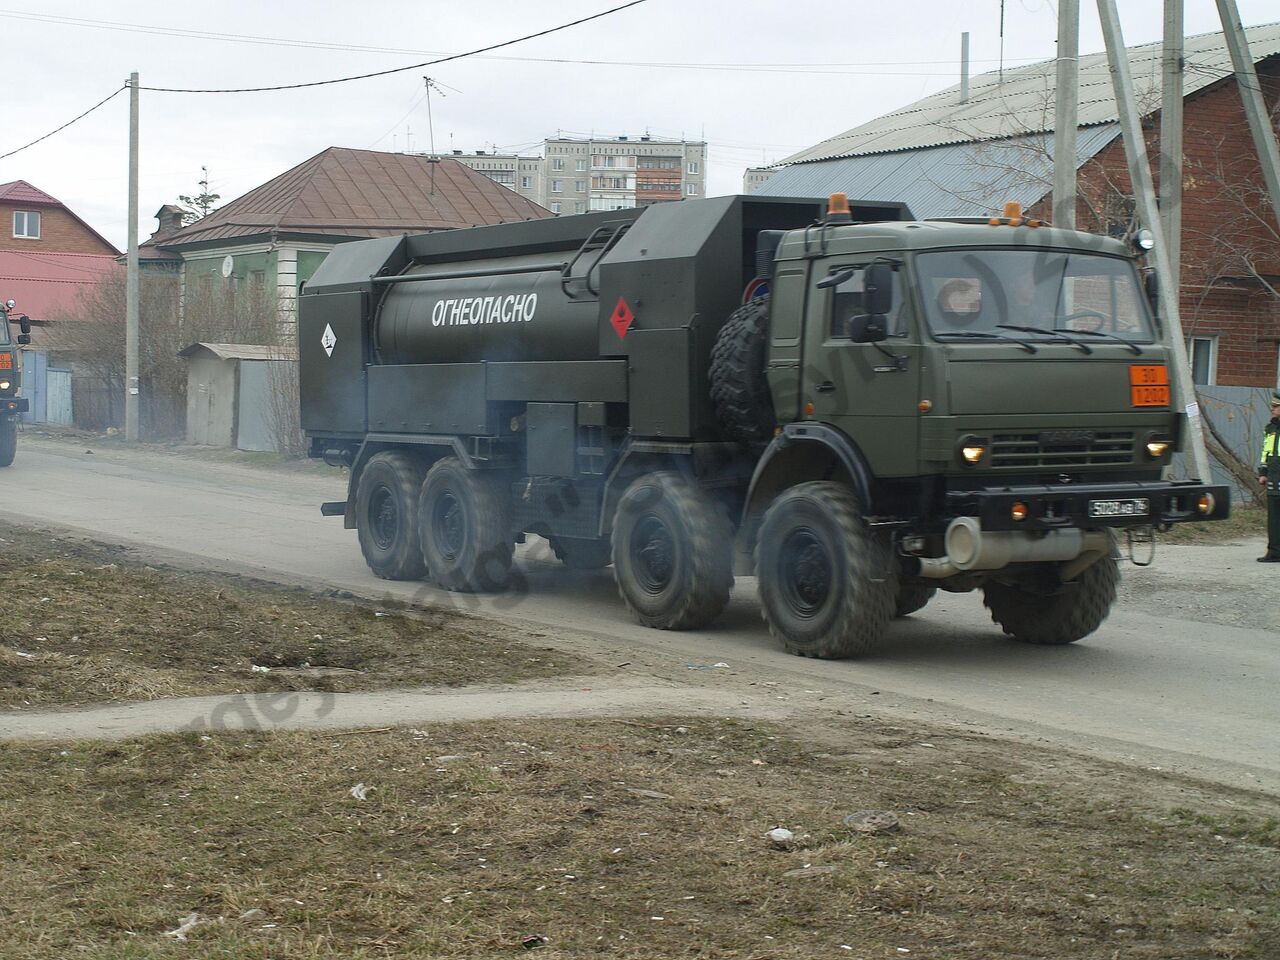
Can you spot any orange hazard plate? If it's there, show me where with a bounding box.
[1129,364,1169,407]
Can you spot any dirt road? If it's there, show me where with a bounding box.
[4,435,1278,792]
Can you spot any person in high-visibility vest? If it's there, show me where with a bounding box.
[1259,392,1280,563]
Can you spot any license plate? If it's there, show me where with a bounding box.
[1088,498,1149,518]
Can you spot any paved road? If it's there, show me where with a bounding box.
[5,436,1278,793]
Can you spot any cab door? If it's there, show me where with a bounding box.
[800,259,922,478]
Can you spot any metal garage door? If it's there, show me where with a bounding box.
[46,368,72,424]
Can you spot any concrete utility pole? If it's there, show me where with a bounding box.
[1096,0,1212,482]
[1160,0,1184,294]
[125,71,140,442]
[960,32,970,104]
[1215,0,1280,247]
[1053,0,1080,229]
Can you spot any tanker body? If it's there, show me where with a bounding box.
[300,195,1228,658]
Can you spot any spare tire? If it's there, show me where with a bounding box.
[710,297,776,441]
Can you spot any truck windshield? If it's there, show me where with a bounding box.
[915,250,1156,342]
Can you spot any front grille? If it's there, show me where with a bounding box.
[989,430,1135,469]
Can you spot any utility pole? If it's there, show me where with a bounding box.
[1160,0,1184,295]
[1215,0,1280,247]
[1053,0,1080,229]
[125,72,140,442]
[1096,0,1211,482]
[960,32,970,104]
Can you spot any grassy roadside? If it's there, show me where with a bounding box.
[1158,503,1265,544]
[1,720,1276,959]
[0,525,590,709]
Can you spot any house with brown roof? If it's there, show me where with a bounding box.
[141,147,553,338]
[0,180,121,325]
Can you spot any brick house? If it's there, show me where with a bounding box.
[757,22,1280,389]
[0,180,121,324]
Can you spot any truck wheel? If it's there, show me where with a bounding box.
[756,482,896,658]
[710,297,776,441]
[894,583,937,618]
[612,472,733,629]
[0,419,16,468]
[418,457,513,592]
[355,451,428,581]
[982,557,1120,645]
[550,536,613,570]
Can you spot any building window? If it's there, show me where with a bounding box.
[550,201,561,215]
[551,179,563,193]
[685,183,698,196]
[575,159,587,171]
[551,158,564,171]
[575,201,585,214]
[521,176,532,189]
[574,180,586,193]
[687,161,700,175]
[12,211,40,239]
[1188,336,1216,385]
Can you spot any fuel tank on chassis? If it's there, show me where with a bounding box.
[374,254,602,365]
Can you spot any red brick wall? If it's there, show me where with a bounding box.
[0,203,118,255]
[1035,59,1280,387]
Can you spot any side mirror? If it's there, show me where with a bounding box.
[847,314,888,343]
[18,315,30,335]
[864,262,894,316]
[1143,273,1162,334]
[17,334,31,345]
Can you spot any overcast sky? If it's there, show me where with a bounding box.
[2,0,1275,251]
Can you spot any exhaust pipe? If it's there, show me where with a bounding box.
[912,517,1112,579]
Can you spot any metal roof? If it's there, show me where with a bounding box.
[754,125,1121,218]
[178,342,295,362]
[146,148,553,251]
[782,21,1280,164]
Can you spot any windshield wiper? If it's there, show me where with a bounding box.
[1060,328,1145,355]
[934,330,1038,353]
[996,324,1093,354]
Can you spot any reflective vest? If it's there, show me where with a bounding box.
[1263,425,1280,494]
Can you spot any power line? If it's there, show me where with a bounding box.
[138,1,650,94]
[0,85,126,161]
[0,8,1045,69]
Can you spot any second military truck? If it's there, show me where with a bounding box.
[298,194,1228,657]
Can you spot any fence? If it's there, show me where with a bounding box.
[1172,385,1272,505]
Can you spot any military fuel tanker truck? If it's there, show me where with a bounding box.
[298,194,1228,657]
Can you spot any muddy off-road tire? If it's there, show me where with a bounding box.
[550,536,613,570]
[418,457,513,592]
[894,582,937,618]
[756,482,896,658]
[710,297,775,441]
[982,556,1120,645]
[611,472,734,630]
[355,451,428,581]
[0,419,16,468]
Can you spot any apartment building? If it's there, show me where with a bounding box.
[441,136,707,215]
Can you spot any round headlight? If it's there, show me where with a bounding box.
[1134,228,1156,251]
[0,381,10,391]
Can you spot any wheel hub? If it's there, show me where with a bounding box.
[632,515,674,594]
[370,485,399,550]
[780,529,831,617]
[433,491,466,560]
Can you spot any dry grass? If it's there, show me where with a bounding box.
[0,719,1276,959]
[0,525,590,709]
[1158,504,1265,544]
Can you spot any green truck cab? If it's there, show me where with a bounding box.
[0,299,31,467]
[298,195,1227,658]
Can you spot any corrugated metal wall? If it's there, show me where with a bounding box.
[1172,385,1272,503]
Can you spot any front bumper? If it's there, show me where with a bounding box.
[947,479,1230,532]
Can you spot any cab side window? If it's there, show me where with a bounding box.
[826,265,903,339]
